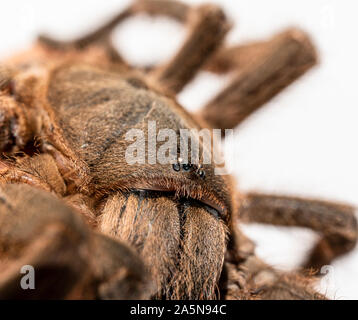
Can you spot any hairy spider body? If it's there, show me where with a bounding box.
[1,46,234,299]
[0,0,356,300]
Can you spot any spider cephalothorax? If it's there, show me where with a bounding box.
[0,0,356,300]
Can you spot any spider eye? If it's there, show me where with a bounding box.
[197,169,205,179]
[182,163,192,171]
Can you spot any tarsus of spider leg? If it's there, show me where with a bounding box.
[198,28,318,130]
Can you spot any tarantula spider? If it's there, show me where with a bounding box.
[0,0,357,300]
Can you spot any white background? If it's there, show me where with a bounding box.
[0,0,357,299]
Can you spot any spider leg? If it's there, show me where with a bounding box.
[0,71,90,193]
[0,154,67,195]
[147,1,230,94]
[41,142,92,195]
[197,28,318,130]
[0,92,35,153]
[38,0,229,95]
[36,0,188,54]
[221,228,326,300]
[37,3,133,67]
[0,154,96,227]
[0,184,150,299]
[224,257,326,300]
[37,0,187,50]
[37,35,128,67]
[0,186,91,299]
[204,42,266,74]
[240,193,358,271]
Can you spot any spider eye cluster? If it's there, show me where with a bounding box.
[172,162,205,179]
